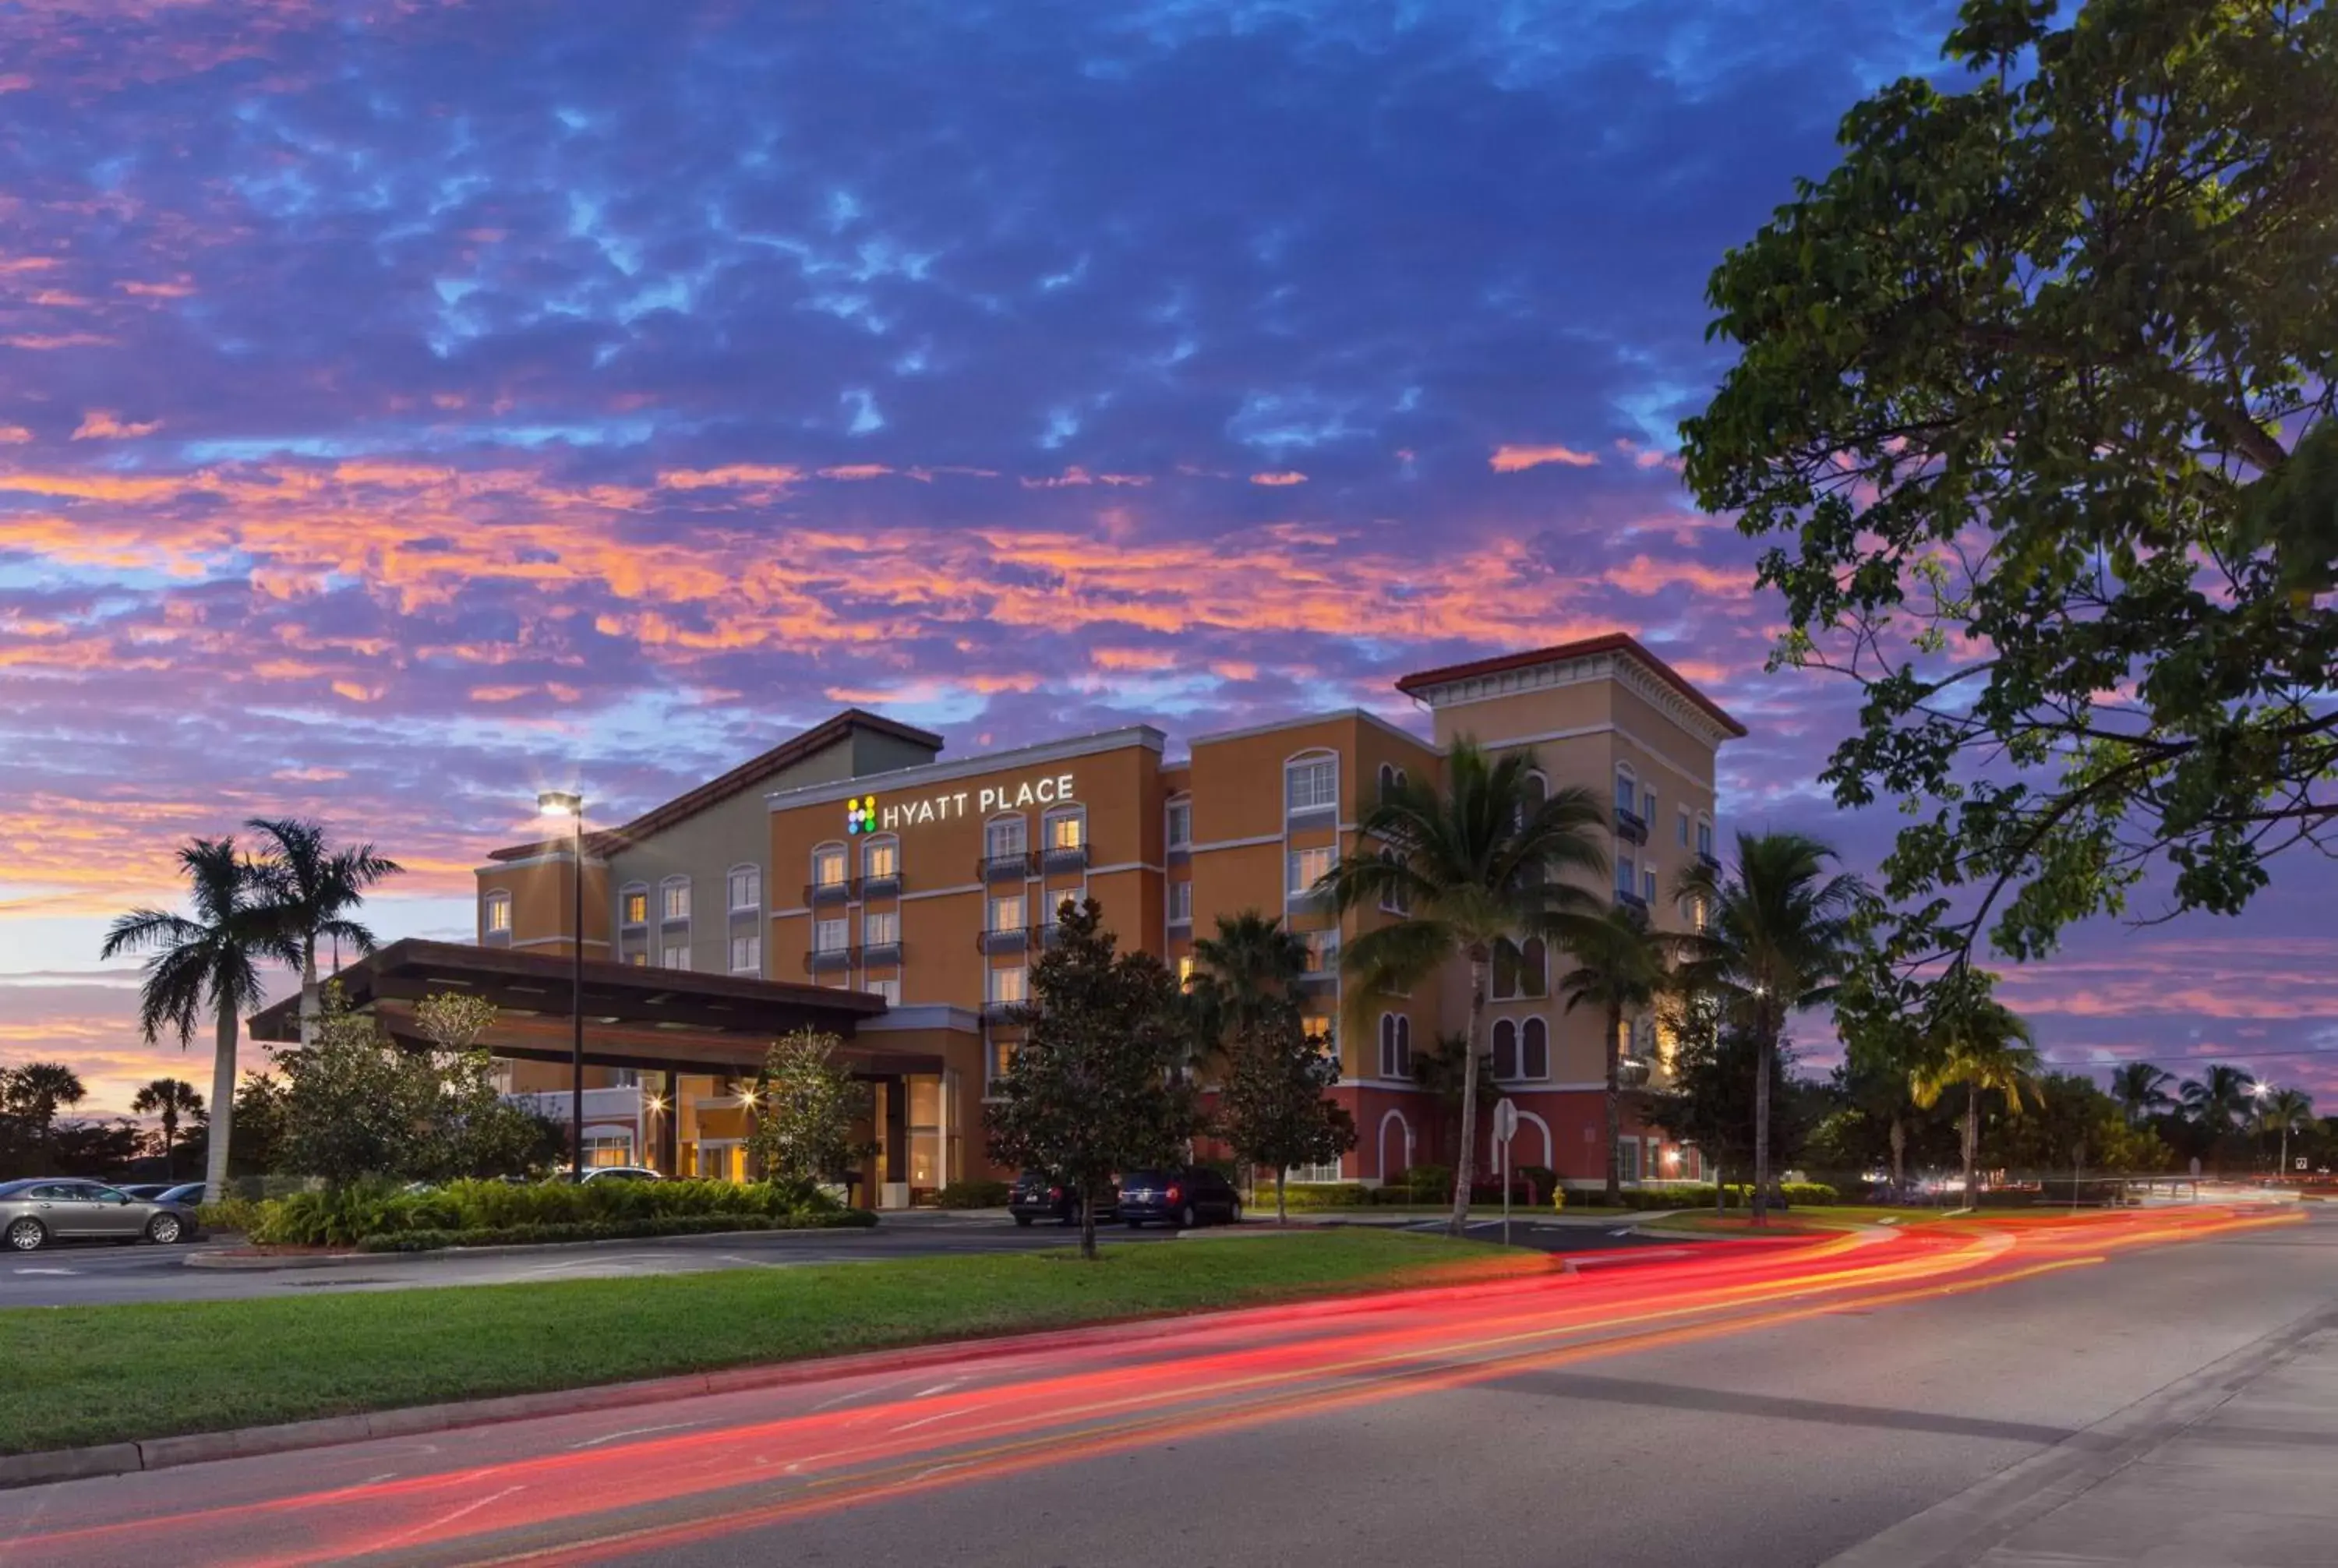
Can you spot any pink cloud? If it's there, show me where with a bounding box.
[1490,443,1599,473]
[70,409,162,440]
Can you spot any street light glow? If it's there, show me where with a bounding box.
[537,789,584,818]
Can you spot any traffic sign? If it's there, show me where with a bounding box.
[1493,1099,1519,1143]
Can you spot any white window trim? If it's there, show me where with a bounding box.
[810,839,849,889]
[482,892,512,933]
[1165,796,1192,850]
[863,909,900,946]
[659,874,692,923]
[860,833,900,878]
[813,916,850,953]
[1042,803,1087,849]
[1284,750,1339,816]
[984,812,1028,859]
[618,882,650,929]
[1287,844,1334,899]
[1520,1016,1549,1081]
[729,932,762,975]
[1613,762,1638,813]
[726,862,763,913]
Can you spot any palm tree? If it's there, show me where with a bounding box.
[2179,1064,2256,1175]
[1675,832,1865,1225]
[2258,1086,2314,1180]
[101,837,297,1193]
[1320,739,1607,1237]
[1556,906,1671,1205]
[130,1078,206,1180]
[1911,989,2042,1212]
[245,818,403,1046]
[5,1063,87,1174]
[2108,1061,2175,1128]
[1188,911,1310,1063]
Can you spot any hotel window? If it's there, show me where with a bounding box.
[814,916,849,955]
[868,977,900,1006]
[1643,786,1657,825]
[864,909,899,948]
[1677,810,1691,847]
[1614,767,1637,814]
[1044,809,1084,850]
[989,893,1025,933]
[1378,849,1411,915]
[727,864,761,911]
[1492,938,1545,1000]
[1167,879,1192,925]
[627,952,648,967]
[988,965,1028,1006]
[1285,755,1337,816]
[1697,818,1715,859]
[1644,865,1659,904]
[1287,845,1334,898]
[661,941,690,970]
[620,885,648,927]
[1301,928,1339,973]
[863,836,899,880]
[729,934,761,974]
[1616,850,1638,896]
[811,845,847,889]
[1618,1138,1642,1184]
[482,892,512,934]
[659,877,690,923]
[1377,762,1397,801]
[984,815,1026,860]
[1492,1019,1520,1080]
[1379,1014,1413,1079]
[1177,955,1195,991]
[1165,799,1191,849]
[1304,1014,1333,1047]
[1520,1016,1549,1080]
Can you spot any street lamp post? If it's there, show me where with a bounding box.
[538,789,586,1177]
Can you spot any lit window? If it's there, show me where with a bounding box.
[864,909,899,947]
[627,952,648,967]
[1167,880,1192,924]
[1305,1015,1334,1048]
[1166,799,1191,849]
[1046,811,1084,850]
[863,837,898,879]
[1521,1017,1549,1079]
[661,879,690,922]
[1287,845,1334,897]
[1177,955,1195,991]
[814,917,849,954]
[812,846,847,888]
[868,977,900,1006]
[661,942,690,970]
[482,893,512,934]
[985,816,1026,860]
[987,966,1027,1005]
[728,865,761,911]
[1492,1019,1519,1079]
[1286,757,1337,814]
[1301,928,1340,973]
[621,888,648,927]
[989,893,1026,934]
[729,934,761,974]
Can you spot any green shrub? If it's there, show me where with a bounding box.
[197,1195,267,1236]
[354,1210,877,1252]
[1263,1182,1373,1211]
[249,1176,844,1248]
[935,1180,1012,1209]
[1400,1164,1452,1203]
[1781,1181,1840,1206]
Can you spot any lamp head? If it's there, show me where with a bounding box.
[538,789,584,818]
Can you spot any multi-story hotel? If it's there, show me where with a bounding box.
[277,635,1740,1207]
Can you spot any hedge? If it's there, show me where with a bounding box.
[1554,1181,1842,1211]
[935,1180,1013,1209]
[355,1210,878,1252]
[249,1176,845,1248]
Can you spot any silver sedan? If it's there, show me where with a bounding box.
[0,1178,203,1251]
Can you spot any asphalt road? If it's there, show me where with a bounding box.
[0,1213,1677,1306]
[4,1206,2326,1567]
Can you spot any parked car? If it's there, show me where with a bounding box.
[1117,1167,1242,1229]
[567,1166,663,1185]
[156,1182,209,1207]
[1008,1170,1120,1227]
[1,1178,203,1251]
[117,1183,175,1202]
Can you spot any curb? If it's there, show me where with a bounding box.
[184,1223,881,1270]
[0,1256,1573,1492]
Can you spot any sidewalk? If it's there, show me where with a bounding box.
[1827,1307,2338,1567]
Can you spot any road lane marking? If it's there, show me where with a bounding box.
[569,1421,705,1450]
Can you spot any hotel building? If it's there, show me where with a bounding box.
[280,635,1739,1206]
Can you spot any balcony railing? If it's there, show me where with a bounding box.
[804,945,856,973]
[1033,920,1066,950]
[977,927,1028,955]
[980,998,1027,1024]
[861,940,902,967]
[805,877,855,906]
[1614,887,1649,913]
[979,852,1031,883]
[861,870,902,899]
[1296,967,1338,989]
[1040,841,1089,872]
[1614,807,1648,845]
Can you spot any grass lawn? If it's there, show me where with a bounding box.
[2,1231,1524,1457]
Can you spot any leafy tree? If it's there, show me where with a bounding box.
[1676,832,1866,1224]
[245,818,402,1047]
[129,1078,206,1181]
[1987,1072,2163,1178]
[2179,1062,2257,1174]
[5,1062,87,1175]
[1407,1029,1497,1167]
[1219,999,1355,1223]
[1321,740,1607,1237]
[48,1117,143,1180]
[413,992,500,1054]
[1912,983,2043,1209]
[1831,966,1947,1195]
[102,836,297,1192]
[1646,1016,1818,1211]
[1682,0,2338,967]
[2257,1086,2314,1178]
[747,1029,873,1185]
[984,898,1203,1259]
[1556,906,1672,1204]
[2108,1062,2177,1127]
[228,1072,291,1178]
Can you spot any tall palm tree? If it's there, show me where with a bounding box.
[6,1063,87,1174]
[101,837,297,1193]
[130,1078,206,1181]
[1911,989,2042,1212]
[1556,905,1671,1205]
[1188,911,1310,1065]
[245,818,403,1046]
[1320,739,1607,1237]
[2259,1086,2314,1180]
[1675,832,1865,1225]
[2108,1061,2175,1127]
[2179,1064,2256,1176]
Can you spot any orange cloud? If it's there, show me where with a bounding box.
[8,333,112,349]
[1249,471,1307,486]
[818,464,892,481]
[0,424,28,443]
[1490,443,1599,473]
[118,278,195,298]
[70,410,162,440]
[655,464,804,490]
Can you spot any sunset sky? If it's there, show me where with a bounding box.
[3,0,2330,1118]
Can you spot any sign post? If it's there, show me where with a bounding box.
[1493,1099,1519,1248]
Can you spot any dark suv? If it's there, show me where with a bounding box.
[1117,1167,1242,1229]
[1008,1171,1119,1227]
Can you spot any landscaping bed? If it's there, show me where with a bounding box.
[0,1231,1527,1457]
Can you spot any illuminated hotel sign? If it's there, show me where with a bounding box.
[850,772,1077,832]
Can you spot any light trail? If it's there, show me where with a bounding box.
[0,1205,2295,1568]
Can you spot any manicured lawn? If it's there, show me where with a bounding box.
[1,1231,1524,1457]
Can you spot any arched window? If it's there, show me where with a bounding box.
[1377,847,1411,916]
[726,863,762,912]
[1164,795,1192,850]
[1042,805,1087,860]
[659,875,690,923]
[1517,768,1548,831]
[1517,937,1547,998]
[1521,1017,1549,1080]
[1614,764,1638,816]
[860,834,899,883]
[618,883,649,928]
[1379,1014,1414,1080]
[481,892,512,939]
[810,840,848,891]
[1377,762,1397,801]
[1379,1014,1397,1078]
[1395,1015,1411,1077]
[1492,1019,1520,1080]
[1285,749,1338,819]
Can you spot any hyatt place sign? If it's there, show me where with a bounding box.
[849,772,1077,833]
